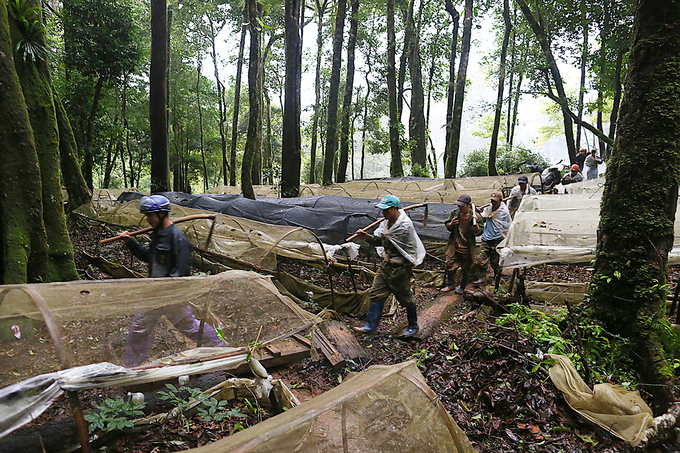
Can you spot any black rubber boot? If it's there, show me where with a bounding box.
[353,299,384,334]
[441,271,456,292]
[401,305,419,337]
[455,274,468,294]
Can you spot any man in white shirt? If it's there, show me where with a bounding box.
[507,175,537,218]
[474,192,512,287]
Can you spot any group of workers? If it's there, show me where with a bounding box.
[565,148,604,184]
[120,166,589,363]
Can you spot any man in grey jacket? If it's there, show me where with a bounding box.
[120,195,224,367]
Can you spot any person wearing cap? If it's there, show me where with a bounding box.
[584,149,603,180]
[507,175,537,218]
[350,195,426,336]
[119,195,224,367]
[576,148,588,172]
[441,194,483,294]
[561,164,584,185]
[474,192,512,287]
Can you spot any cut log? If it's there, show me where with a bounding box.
[411,293,461,340]
[321,320,370,362]
[313,330,345,371]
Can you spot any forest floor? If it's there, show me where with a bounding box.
[4,216,680,452]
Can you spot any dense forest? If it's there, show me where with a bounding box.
[6,0,634,196]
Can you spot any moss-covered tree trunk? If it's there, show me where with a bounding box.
[10,2,78,281]
[54,92,91,210]
[0,0,49,284]
[588,0,680,414]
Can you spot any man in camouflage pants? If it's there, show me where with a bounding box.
[350,195,425,337]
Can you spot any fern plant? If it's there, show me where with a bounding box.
[9,0,48,63]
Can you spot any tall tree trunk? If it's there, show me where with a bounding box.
[337,0,359,183]
[387,0,403,176]
[575,0,588,150]
[444,0,473,178]
[264,91,273,184]
[505,6,516,146]
[253,31,281,187]
[196,59,208,192]
[54,92,91,210]
[425,24,444,173]
[83,75,103,190]
[102,113,119,188]
[360,29,374,181]
[487,0,511,176]
[408,33,427,174]
[208,16,230,187]
[102,136,115,188]
[0,0,49,283]
[12,0,78,281]
[516,0,577,164]
[309,0,327,184]
[322,0,347,184]
[242,0,262,199]
[171,85,181,192]
[509,73,523,147]
[150,0,169,193]
[281,0,303,196]
[444,0,459,170]
[588,0,680,414]
[230,22,247,187]
[397,0,415,122]
[606,47,625,159]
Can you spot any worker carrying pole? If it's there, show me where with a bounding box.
[347,195,425,337]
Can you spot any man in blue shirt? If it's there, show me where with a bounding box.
[475,192,511,286]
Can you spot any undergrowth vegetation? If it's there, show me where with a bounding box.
[496,303,638,385]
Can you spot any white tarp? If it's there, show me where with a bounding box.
[0,349,248,439]
[498,178,680,268]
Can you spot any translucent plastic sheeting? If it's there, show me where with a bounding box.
[189,360,476,453]
[0,350,248,439]
[0,271,320,386]
[547,354,653,446]
[76,200,330,269]
[206,174,537,205]
[498,180,680,268]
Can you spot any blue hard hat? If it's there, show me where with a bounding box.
[139,195,171,214]
[375,195,400,210]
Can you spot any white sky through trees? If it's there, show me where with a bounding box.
[207,13,602,178]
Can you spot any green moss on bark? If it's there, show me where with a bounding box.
[11,0,78,282]
[587,0,680,413]
[0,0,49,284]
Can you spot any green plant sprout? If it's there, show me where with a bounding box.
[84,398,145,433]
[158,383,246,422]
[496,303,635,383]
